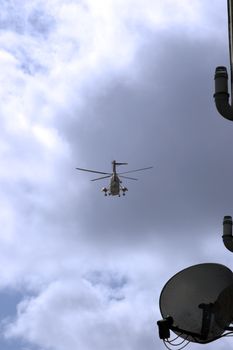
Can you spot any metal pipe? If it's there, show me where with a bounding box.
[228,0,233,103]
[214,1,233,119]
[214,66,233,120]
[222,215,233,252]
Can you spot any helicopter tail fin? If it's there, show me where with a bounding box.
[112,160,128,166]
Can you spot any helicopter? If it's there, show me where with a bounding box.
[76,160,153,197]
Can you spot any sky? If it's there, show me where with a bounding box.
[1,0,233,349]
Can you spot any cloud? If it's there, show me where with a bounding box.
[4,268,159,350]
[0,0,231,350]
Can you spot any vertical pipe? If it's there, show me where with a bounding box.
[214,1,233,119]
[228,0,233,104]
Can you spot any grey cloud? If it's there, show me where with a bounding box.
[0,1,232,350]
[85,270,128,289]
[57,30,231,250]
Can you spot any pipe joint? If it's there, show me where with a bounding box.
[222,216,233,252]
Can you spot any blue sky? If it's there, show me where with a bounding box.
[0,0,233,349]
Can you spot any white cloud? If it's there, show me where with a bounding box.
[4,265,160,350]
[0,0,229,350]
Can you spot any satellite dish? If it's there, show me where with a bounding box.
[159,263,233,343]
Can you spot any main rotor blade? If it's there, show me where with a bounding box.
[118,166,153,175]
[76,167,111,175]
[120,175,138,180]
[91,175,112,181]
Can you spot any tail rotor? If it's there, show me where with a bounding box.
[112,160,128,166]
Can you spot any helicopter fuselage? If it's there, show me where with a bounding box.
[109,174,121,195]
